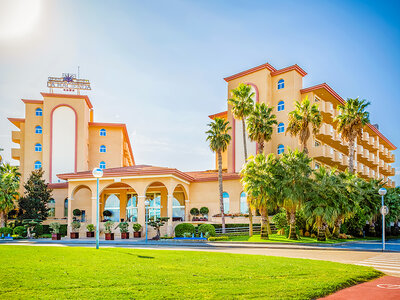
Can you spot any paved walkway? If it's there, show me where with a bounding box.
[321,276,400,299]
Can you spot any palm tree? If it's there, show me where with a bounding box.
[286,96,322,154]
[0,162,20,227]
[335,98,370,173]
[246,102,277,234]
[228,83,255,235]
[241,153,280,239]
[206,117,232,234]
[277,149,313,239]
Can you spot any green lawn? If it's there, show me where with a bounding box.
[226,234,377,244]
[0,246,381,299]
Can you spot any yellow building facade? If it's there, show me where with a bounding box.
[8,63,396,237]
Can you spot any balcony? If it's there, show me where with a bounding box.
[387,152,395,163]
[12,131,21,143]
[11,148,20,160]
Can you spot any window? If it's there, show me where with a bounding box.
[35,143,42,152]
[34,161,42,170]
[223,192,229,213]
[126,194,138,222]
[277,122,285,133]
[146,193,161,220]
[48,199,55,217]
[64,198,68,217]
[315,163,320,169]
[277,101,285,111]
[80,210,86,222]
[315,140,321,147]
[104,194,120,222]
[277,79,285,90]
[173,197,185,221]
[277,144,284,154]
[100,129,106,136]
[35,108,42,116]
[35,126,42,134]
[100,145,106,153]
[240,192,248,214]
[99,161,106,169]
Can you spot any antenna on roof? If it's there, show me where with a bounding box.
[78,66,80,79]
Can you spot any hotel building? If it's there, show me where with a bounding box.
[8,63,396,236]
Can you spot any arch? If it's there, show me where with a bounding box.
[99,161,106,169]
[277,122,285,133]
[49,104,78,183]
[126,193,138,222]
[35,125,42,134]
[100,128,106,136]
[48,198,55,217]
[277,144,285,154]
[144,181,169,221]
[223,192,229,213]
[278,79,285,89]
[100,145,106,153]
[245,82,259,103]
[172,184,187,221]
[104,194,120,222]
[35,108,42,116]
[34,161,42,170]
[277,101,285,112]
[35,143,42,152]
[240,192,248,214]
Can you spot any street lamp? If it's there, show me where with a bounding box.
[144,199,150,243]
[92,168,103,249]
[378,187,387,251]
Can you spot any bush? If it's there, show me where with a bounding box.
[132,223,142,232]
[103,210,112,217]
[86,224,95,232]
[33,224,44,236]
[60,224,67,236]
[49,222,61,234]
[198,224,216,237]
[272,211,288,230]
[0,227,13,236]
[175,223,195,237]
[73,209,82,217]
[104,221,114,233]
[199,207,209,216]
[13,226,27,237]
[284,225,300,238]
[304,231,310,237]
[190,208,199,216]
[183,232,192,238]
[71,221,81,232]
[118,222,129,233]
[160,236,174,239]
[208,236,229,241]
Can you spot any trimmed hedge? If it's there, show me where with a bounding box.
[208,236,229,241]
[175,223,195,237]
[212,223,262,229]
[198,224,216,237]
[42,224,67,236]
[13,226,27,237]
[0,227,13,236]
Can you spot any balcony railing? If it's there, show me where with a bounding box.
[12,131,21,143]
[11,148,20,160]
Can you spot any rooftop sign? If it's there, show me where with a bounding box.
[47,73,91,94]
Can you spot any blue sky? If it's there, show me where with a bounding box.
[0,0,399,183]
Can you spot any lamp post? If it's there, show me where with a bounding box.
[145,199,150,243]
[92,168,103,249]
[378,187,387,251]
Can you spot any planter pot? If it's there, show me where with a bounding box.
[70,232,79,239]
[134,231,142,238]
[105,233,114,240]
[121,232,129,239]
[52,233,61,240]
[86,231,95,238]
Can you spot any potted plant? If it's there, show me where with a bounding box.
[147,217,169,240]
[103,210,112,221]
[86,224,95,237]
[200,207,209,221]
[104,220,114,240]
[73,209,82,221]
[190,208,199,221]
[133,223,142,238]
[118,222,129,239]
[70,221,80,239]
[49,222,61,240]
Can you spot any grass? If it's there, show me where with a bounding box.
[0,245,381,299]
[226,234,378,244]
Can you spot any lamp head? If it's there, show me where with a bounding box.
[92,168,104,178]
[378,187,387,196]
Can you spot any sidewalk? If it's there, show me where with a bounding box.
[321,276,400,299]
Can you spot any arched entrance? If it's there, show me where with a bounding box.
[70,185,92,223]
[172,184,187,221]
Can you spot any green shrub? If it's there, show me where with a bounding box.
[0,227,13,236]
[174,223,195,237]
[49,222,61,234]
[71,221,81,232]
[132,223,142,232]
[190,208,199,216]
[86,224,95,232]
[198,224,216,237]
[33,224,44,236]
[118,222,129,233]
[272,211,288,230]
[40,234,52,238]
[13,226,27,237]
[104,221,114,233]
[160,236,174,239]
[200,207,209,216]
[60,224,67,236]
[183,232,192,238]
[103,210,112,217]
[73,209,82,217]
[284,225,300,238]
[208,236,229,241]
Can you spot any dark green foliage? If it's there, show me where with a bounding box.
[103,210,112,217]
[284,226,300,238]
[199,207,209,216]
[13,226,27,237]
[208,236,229,241]
[0,227,13,235]
[33,224,44,236]
[190,208,199,216]
[18,169,52,221]
[174,223,195,237]
[198,224,216,237]
[148,217,169,240]
[272,211,287,230]
[73,209,82,217]
[341,210,367,237]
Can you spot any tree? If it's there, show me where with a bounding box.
[241,153,280,239]
[206,117,231,234]
[18,169,53,221]
[0,162,20,227]
[277,149,313,239]
[148,217,169,240]
[286,96,322,154]
[386,187,400,226]
[357,178,382,235]
[228,83,255,236]
[335,98,370,173]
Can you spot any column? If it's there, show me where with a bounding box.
[137,195,146,227]
[185,199,190,222]
[167,194,173,236]
[67,197,73,234]
[91,197,97,226]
